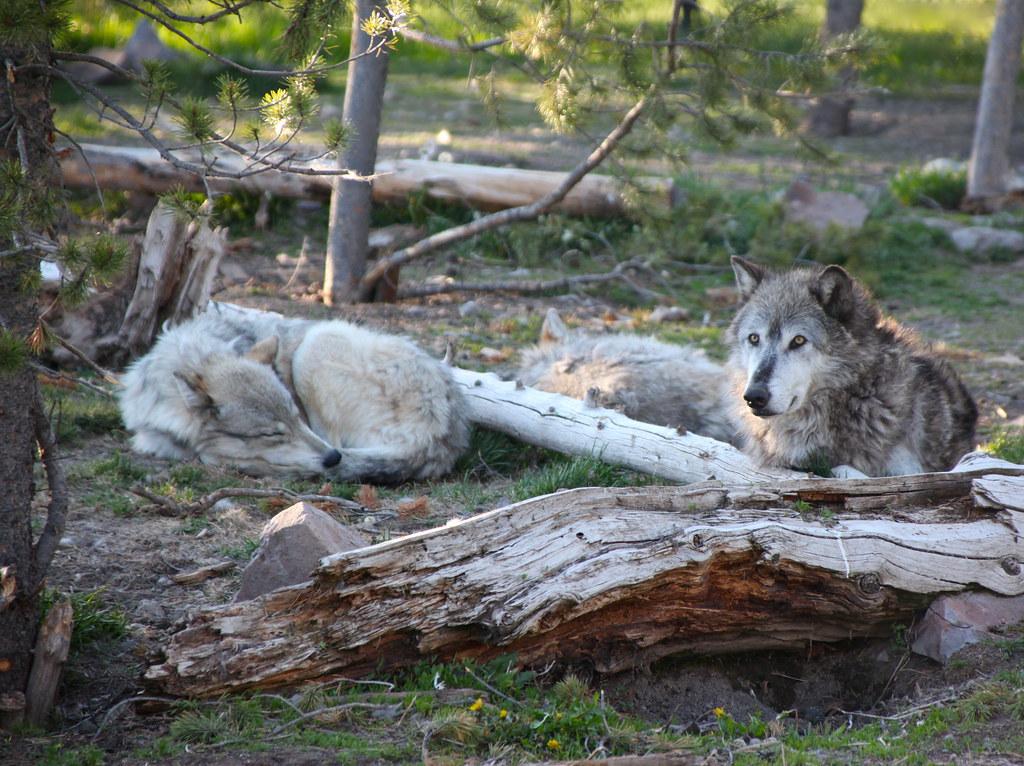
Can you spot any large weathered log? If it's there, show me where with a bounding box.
[146,458,1024,699]
[450,366,803,485]
[60,144,671,217]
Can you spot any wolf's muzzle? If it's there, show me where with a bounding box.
[743,385,771,415]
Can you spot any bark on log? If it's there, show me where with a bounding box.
[146,458,1024,699]
[60,144,671,217]
[450,366,803,485]
[24,599,73,727]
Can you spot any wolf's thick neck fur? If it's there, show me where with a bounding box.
[728,257,977,476]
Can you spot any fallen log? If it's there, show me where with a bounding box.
[450,366,802,485]
[145,457,1024,699]
[60,144,672,217]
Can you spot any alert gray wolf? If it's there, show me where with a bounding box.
[516,308,738,444]
[118,310,470,482]
[728,256,977,476]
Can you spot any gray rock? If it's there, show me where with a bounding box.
[911,592,1024,663]
[233,501,370,602]
[950,226,1024,254]
[134,598,167,624]
[783,180,869,233]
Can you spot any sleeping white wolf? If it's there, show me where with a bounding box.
[516,308,738,445]
[118,311,470,482]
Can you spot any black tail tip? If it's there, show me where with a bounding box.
[322,449,342,469]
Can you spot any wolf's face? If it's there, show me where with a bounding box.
[729,257,853,419]
[730,309,828,417]
[174,356,341,478]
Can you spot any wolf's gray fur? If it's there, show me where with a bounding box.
[727,256,977,476]
[119,310,470,482]
[516,309,737,444]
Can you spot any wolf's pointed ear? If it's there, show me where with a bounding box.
[812,265,856,323]
[731,256,764,302]
[173,370,214,411]
[540,308,568,347]
[247,336,280,366]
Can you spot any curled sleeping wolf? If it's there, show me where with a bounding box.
[119,311,470,482]
[728,256,977,476]
[516,308,738,444]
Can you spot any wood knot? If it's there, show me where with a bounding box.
[691,533,705,550]
[1000,557,1021,576]
[858,573,881,594]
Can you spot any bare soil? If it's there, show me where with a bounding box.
[9,92,1024,765]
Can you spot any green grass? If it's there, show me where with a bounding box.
[983,427,1024,464]
[66,450,148,515]
[41,587,129,655]
[511,453,653,501]
[889,165,967,209]
[44,385,122,446]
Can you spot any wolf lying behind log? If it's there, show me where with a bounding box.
[519,254,978,479]
[726,256,978,477]
[118,309,470,482]
[516,308,739,445]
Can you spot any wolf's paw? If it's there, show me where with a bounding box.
[831,464,868,479]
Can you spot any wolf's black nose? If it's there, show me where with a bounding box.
[322,449,342,469]
[743,386,770,411]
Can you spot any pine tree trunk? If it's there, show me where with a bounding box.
[323,0,391,305]
[966,0,1024,209]
[808,0,864,138]
[0,30,62,725]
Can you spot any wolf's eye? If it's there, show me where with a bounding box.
[790,335,806,349]
[747,333,760,345]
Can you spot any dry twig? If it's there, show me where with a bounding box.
[131,484,368,517]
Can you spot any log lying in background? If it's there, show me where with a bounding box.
[145,457,1024,699]
[59,144,672,217]
[449,366,803,486]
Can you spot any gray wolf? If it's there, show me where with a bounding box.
[516,308,738,444]
[118,310,470,482]
[727,256,977,476]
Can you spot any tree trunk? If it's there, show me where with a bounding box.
[0,25,65,726]
[145,457,1024,699]
[323,0,391,305]
[966,0,1024,209]
[808,0,864,138]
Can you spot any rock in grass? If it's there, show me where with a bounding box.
[234,502,369,602]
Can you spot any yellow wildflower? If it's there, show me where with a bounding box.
[499,709,508,718]
[469,697,484,711]
[547,739,561,750]
[713,707,726,719]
